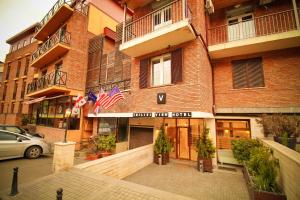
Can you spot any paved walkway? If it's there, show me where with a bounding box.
[124,161,250,200]
[0,154,87,191]
[0,169,194,200]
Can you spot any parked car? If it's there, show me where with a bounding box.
[0,125,43,138]
[0,130,50,160]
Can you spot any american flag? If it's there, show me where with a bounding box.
[102,86,125,110]
[93,88,109,113]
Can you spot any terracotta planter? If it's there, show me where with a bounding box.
[273,136,297,150]
[243,166,287,200]
[85,153,100,160]
[161,153,169,165]
[154,153,160,164]
[100,151,112,157]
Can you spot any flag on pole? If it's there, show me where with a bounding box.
[87,91,97,102]
[102,86,125,110]
[72,94,87,115]
[93,88,109,113]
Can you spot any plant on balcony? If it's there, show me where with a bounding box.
[196,128,216,173]
[96,134,116,157]
[232,139,286,200]
[256,114,300,149]
[154,126,171,165]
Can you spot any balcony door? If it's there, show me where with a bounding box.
[228,13,255,41]
[153,5,172,30]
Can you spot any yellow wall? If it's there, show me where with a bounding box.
[88,4,119,35]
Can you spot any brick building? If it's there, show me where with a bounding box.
[86,0,300,164]
[0,0,125,150]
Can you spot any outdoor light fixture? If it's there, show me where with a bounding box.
[63,108,72,143]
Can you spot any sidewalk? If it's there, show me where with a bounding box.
[0,168,194,200]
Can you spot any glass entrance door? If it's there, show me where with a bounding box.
[178,127,189,159]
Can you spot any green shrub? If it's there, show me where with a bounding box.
[196,128,216,159]
[96,134,116,152]
[231,139,262,163]
[247,146,279,193]
[154,126,171,154]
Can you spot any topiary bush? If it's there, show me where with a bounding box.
[196,128,216,159]
[154,126,171,154]
[231,139,262,164]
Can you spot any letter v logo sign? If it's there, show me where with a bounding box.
[157,93,166,104]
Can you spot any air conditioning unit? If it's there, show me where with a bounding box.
[205,0,214,14]
[259,0,275,6]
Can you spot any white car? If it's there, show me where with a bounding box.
[0,130,50,160]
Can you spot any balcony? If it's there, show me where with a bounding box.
[119,0,196,57]
[34,0,75,41]
[31,28,71,68]
[208,9,300,59]
[26,70,69,97]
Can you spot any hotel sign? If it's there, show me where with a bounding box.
[172,112,192,118]
[155,112,169,117]
[133,113,153,117]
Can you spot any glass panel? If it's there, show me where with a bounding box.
[165,119,176,159]
[190,119,204,161]
[177,119,189,127]
[179,127,189,159]
[152,60,161,86]
[163,58,171,84]
[98,118,117,135]
[117,118,128,142]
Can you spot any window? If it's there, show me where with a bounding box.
[18,102,23,113]
[0,131,17,140]
[2,83,7,100]
[16,60,21,78]
[23,39,27,47]
[5,126,22,134]
[6,64,11,80]
[24,57,30,75]
[98,118,129,142]
[21,79,26,99]
[153,5,172,30]
[13,81,18,100]
[0,103,4,113]
[11,102,15,113]
[139,48,182,89]
[228,13,255,41]
[17,42,22,50]
[232,57,264,89]
[151,54,171,86]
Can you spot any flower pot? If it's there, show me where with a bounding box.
[85,153,100,160]
[273,136,297,150]
[198,157,213,172]
[154,153,160,164]
[100,151,112,157]
[161,153,169,165]
[243,165,286,200]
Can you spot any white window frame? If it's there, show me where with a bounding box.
[151,54,171,87]
[227,13,255,41]
[153,5,172,30]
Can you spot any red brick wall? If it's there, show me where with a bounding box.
[213,47,300,109]
[100,0,213,114]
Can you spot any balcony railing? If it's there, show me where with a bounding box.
[122,0,191,43]
[35,0,75,33]
[26,70,67,94]
[31,28,71,63]
[208,9,299,45]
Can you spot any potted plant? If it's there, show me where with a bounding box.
[96,134,116,157]
[85,135,100,160]
[154,126,171,165]
[196,128,216,173]
[231,139,286,200]
[257,114,300,150]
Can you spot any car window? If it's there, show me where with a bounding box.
[5,127,22,134]
[0,131,18,140]
[0,126,4,130]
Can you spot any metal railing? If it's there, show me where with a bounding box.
[208,9,298,45]
[35,0,75,33]
[122,0,191,43]
[86,79,131,95]
[31,27,71,63]
[26,70,67,94]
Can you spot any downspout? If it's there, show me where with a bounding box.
[292,0,300,29]
[122,3,127,44]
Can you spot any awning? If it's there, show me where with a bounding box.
[23,96,46,105]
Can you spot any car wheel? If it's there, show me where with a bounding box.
[25,146,42,159]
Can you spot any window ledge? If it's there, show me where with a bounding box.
[229,86,266,91]
[148,83,175,89]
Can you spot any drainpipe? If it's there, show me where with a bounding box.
[122,3,127,44]
[292,0,300,29]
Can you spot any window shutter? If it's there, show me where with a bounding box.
[247,58,264,88]
[139,58,149,89]
[171,48,183,84]
[232,60,247,89]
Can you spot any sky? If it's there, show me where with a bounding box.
[0,0,57,62]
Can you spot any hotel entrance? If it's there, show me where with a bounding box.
[164,118,205,161]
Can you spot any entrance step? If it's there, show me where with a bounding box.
[169,159,196,167]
